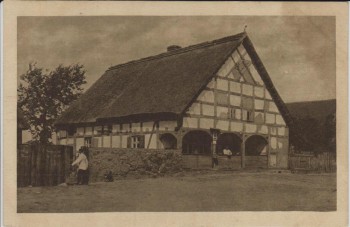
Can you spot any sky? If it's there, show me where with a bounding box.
[17,16,335,103]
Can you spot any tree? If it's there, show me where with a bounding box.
[18,63,86,144]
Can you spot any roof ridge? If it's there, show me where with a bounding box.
[107,32,246,71]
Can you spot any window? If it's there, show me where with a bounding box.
[128,135,145,148]
[247,111,254,122]
[242,110,254,122]
[229,108,234,119]
[84,137,92,148]
[229,108,242,120]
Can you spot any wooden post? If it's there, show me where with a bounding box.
[241,136,246,168]
[110,133,113,148]
[147,122,157,149]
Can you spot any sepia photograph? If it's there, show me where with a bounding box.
[16,15,337,212]
[2,2,348,227]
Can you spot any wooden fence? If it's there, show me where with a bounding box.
[17,144,73,187]
[289,152,336,173]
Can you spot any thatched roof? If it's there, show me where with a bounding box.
[56,32,292,128]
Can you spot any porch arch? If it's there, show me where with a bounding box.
[216,133,242,156]
[245,135,268,156]
[159,133,177,149]
[244,135,268,168]
[182,130,211,155]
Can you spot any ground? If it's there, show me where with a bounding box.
[17,171,336,212]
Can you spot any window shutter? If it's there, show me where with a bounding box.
[139,135,145,148]
[92,138,98,148]
[127,136,131,148]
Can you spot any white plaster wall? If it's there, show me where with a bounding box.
[250,66,264,85]
[242,84,253,96]
[230,94,241,106]
[216,120,229,131]
[143,122,154,132]
[245,123,257,133]
[85,127,92,136]
[188,102,201,115]
[266,113,275,124]
[145,134,157,149]
[254,112,264,124]
[103,136,111,148]
[230,81,241,93]
[112,124,120,133]
[278,127,286,136]
[199,118,214,129]
[217,78,229,91]
[269,155,277,167]
[268,101,279,113]
[183,117,198,128]
[270,137,278,149]
[231,121,243,132]
[217,58,235,77]
[197,90,214,103]
[217,106,228,118]
[121,135,128,148]
[207,79,215,89]
[132,123,141,132]
[231,50,240,63]
[122,124,130,133]
[258,125,268,134]
[112,135,121,148]
[270,127,277,135]
[234,109,242,120]
[255,99,264,110]
[265,89,273,100]
[159,121,177,131]
[276,115,286,126]
[202,104,215,116]
[237,44,246,56]
[76,138,84,150]
[254,86,264,98]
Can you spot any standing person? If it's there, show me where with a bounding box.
[71,147,89,185]
[212,151,219,169]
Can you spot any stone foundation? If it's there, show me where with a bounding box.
[88,148,182,182]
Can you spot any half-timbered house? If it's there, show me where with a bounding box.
[55,32,292,168]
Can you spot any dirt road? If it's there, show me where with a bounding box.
[17,171,336,212]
